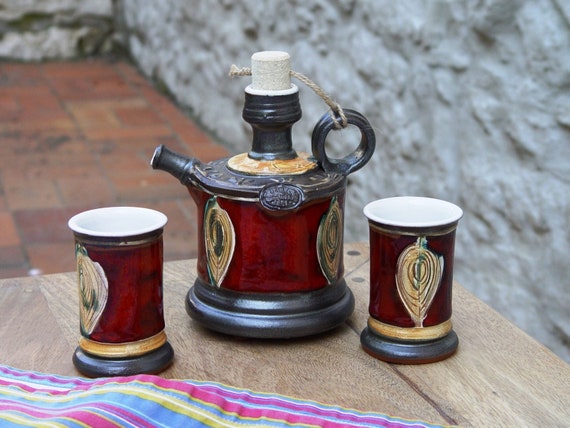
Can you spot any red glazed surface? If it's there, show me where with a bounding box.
[191,188,345,292]
[368,228,456,328]
[82,237,165,343]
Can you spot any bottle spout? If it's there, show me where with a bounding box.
[151,145,197,185]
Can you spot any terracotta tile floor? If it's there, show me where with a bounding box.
[0,58,230,279]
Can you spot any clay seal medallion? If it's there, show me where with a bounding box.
[260,183,304,211]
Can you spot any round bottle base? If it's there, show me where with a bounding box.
[360,326,458,364]
[73,341,174,377]
[186,278,354,339]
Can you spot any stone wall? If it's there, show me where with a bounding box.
[0,0,116,60]
[118,0,570,362]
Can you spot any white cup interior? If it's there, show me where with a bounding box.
[68,207,167,237]
[363,196,463,228]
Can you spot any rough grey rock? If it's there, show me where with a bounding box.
[0,0,115,60]
[118,0,570,362]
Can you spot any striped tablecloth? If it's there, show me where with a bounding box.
[0,365,450,427]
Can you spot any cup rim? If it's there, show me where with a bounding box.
[68,206,168,237]
[363,196,463,228]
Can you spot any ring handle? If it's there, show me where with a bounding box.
[311,109,376,176]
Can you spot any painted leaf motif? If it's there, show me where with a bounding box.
[317,196,343,284]
[395,236,443,327]
[204,197,235,287]
[76,244,108,336]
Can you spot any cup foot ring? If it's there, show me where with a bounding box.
[186,278,355,339]
[73,341,174,377]
[360,326,458,364]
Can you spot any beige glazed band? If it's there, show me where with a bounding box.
[227,152,317,175]
[368,318,452,341]
[79,330,167,358]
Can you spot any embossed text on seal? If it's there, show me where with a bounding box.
[260,183,304,211]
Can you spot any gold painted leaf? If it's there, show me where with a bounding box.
[395,236,443,327]
[76,244,108,336]
[317,196,343,284]
[204,197,235,287]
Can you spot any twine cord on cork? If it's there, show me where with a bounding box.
[229,65,348,129]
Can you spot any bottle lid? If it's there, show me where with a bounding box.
[247,51,297,96]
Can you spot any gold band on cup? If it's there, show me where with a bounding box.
[368,318,452,341]
[79,331,167,358]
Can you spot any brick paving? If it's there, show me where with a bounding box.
[0,58,230,279]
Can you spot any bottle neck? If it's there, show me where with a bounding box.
[242,90,302,161]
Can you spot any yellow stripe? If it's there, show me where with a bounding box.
[368,317,452,340]
[79,330,167,358]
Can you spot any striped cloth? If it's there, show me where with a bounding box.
[0,365,449,427]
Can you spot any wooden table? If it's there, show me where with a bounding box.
[1,243,568,426]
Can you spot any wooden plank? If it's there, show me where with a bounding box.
[0,279,72,373]
[38,273,80,350]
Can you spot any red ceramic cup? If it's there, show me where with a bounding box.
[361,197,463,364]
[68,206,173,377]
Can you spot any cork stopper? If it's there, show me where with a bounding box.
[250,51,292,92]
